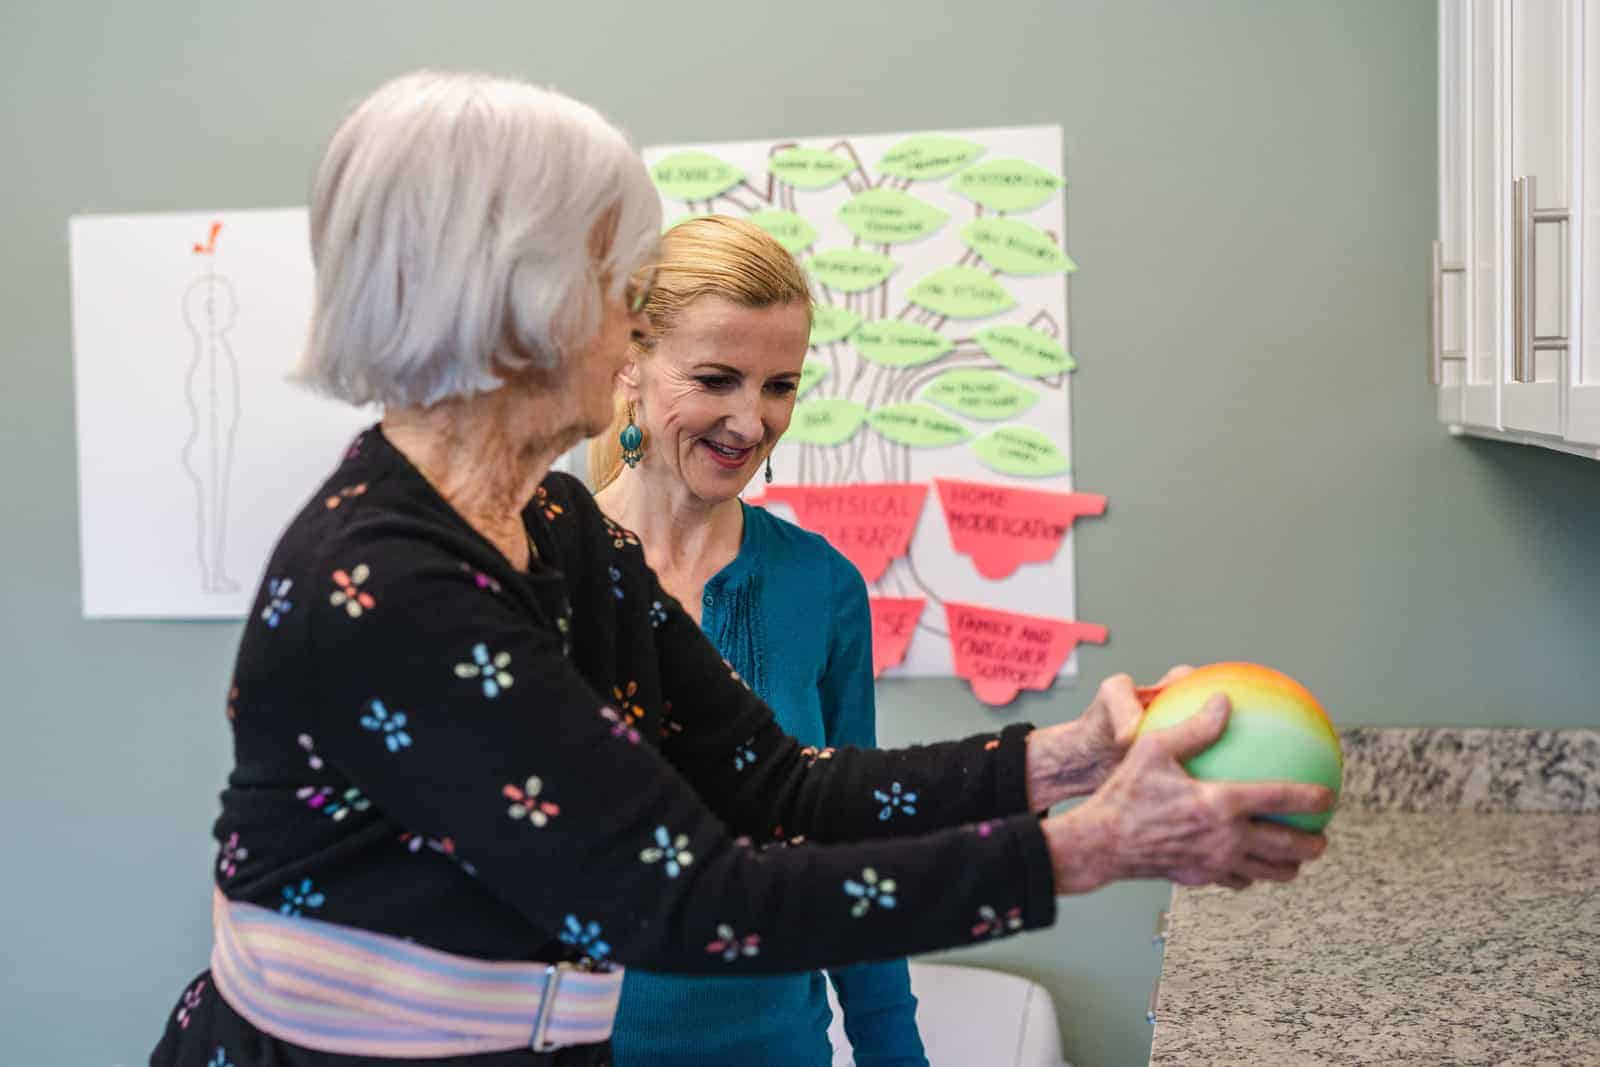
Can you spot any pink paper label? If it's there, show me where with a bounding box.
[934,479,1107,580]
[868,597,925,677]
[944,601,1109,706]
[749,483,929,583]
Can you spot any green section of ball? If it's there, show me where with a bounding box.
[1175,709,1342,832]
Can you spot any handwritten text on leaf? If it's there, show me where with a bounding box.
[750,209,818,254]
[785,398,867,446]
[923,368,1040,420]
[651,151,744,202]
[974,325,1076,378]
[867,404,972,448]
[960,218,1076,276]
[971,426,1070,477]
[877,135,985,181]
[951,158,1065,213]
[837,188,949,244]
[907,266,1017,319]
[767,147,856,191]
[852,320,955,367]
[807,248,900,294]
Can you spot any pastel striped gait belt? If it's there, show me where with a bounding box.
[209,888,624,1057]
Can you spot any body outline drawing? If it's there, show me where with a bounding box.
[180,220,242,594]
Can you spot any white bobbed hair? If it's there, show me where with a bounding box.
[294,70,662,408]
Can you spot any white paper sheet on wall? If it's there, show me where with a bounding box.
[68,207,588,620]
[643,126,1106,701]
[68,208,372,619]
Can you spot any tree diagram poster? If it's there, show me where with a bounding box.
[69,208,373,619]
[644,126,1108,705]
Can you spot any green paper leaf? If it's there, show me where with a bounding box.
[809,305,863,346]
[974,324,1077,378]
[971,426,1070,477]
[749,209,818,254]
[906,266,1017,319]
[877,135,985,181]
[959,218,1077,275]
[951,158,1065,213]
[651,151,744,202]
[852,320,955,367]
[797,359,829,399]
[806,248,900,294]
[837,188,950,244]
[768,146,855,191]
[786,398,867,446]
[922,368,1040,421]
[867,404,972,448]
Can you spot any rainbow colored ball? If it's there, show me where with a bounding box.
[1134,663,1343,832]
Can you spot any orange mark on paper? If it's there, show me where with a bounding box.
[934,479,1106,580]
[944,601,1108,707]
[192,221,222,255]
[867,596,925,678]
[749,483,928,583]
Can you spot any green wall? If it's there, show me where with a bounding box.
[3,2,1596,1064]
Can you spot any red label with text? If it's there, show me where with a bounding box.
[943,601,1109,706]
[868,597,925,677]
[750,483,929,583]
[934,479,1106,580]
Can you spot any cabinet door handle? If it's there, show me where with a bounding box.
[1512,175,1572,385]
[1428,240,1467,386]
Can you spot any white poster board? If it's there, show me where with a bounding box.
[644,126,1103,697]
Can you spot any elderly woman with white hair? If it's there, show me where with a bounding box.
[151,70,1332,1067]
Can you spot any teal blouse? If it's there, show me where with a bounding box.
[610,502,928,1067]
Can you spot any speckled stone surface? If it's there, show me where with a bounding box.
[1149,810,1600,1065]
[1341,728,1600,814]
[1149,730,1600,1066]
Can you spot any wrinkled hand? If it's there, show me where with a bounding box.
[1043,693,1332,894]
[1024,666,1193,810]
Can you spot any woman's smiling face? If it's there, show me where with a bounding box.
[626,294,811,504]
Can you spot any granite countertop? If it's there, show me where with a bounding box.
[1149,729,1600,1067]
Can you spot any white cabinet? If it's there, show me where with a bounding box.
[1575,0,1600,443]
[1434,0,1600,459]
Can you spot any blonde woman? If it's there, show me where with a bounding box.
[592,216,927,1066]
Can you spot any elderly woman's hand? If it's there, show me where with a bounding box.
[1024,666,1194,810]
[1042,693,1332,894]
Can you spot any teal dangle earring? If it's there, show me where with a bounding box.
[620,402,645,468]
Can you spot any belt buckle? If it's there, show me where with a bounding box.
[531,961,577,1052]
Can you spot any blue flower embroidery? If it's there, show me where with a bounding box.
[359,699,412,752]
[843,867,897,917]
[453,643,513,698]
[733,738,758,772]
[559,915,611,960]
[608,565,625,600]
[279,878,325,917]
[207,1048,235,1067]
[640,825,695,878]
[649,600,668,627]
[260,578,293,628]
[873,781,918,821]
